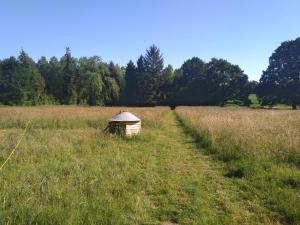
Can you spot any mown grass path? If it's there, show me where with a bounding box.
[143,110,279,225]
[0,109,281,225]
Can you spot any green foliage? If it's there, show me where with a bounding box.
[249,94,260,108]
[86,72,104,106]
[0,48,124,106]
[3,39,300,107]
[136,45,166,105]
[258,37,300,110]
[109,62,125,91]
[18,49,46,105]
[61,47,78,104]
[122,60,137,105]
[0,57,23,105]
[0,50,48,105]
[168,57,251,106]
[103,76,120,105]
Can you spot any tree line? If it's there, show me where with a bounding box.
[123,46,255,106]
[0,38,299,109]
[0,48,123,106]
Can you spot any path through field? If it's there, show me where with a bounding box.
[0,108,281,225]
[139,111,279,225]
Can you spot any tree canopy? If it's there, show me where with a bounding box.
[169,57,250,106]
[0,48,124,106]
[258,38,300,109]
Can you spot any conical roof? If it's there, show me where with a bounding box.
[109,111,141,122]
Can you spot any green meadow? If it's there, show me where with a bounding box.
[0,106,299,225]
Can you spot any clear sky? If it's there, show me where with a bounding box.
[1,0,300,80]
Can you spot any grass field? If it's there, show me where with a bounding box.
[0,106,299,225]
[175,107,300,225]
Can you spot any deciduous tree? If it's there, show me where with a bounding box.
[258,38,300,109]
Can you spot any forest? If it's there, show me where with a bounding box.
[0,37,300,109]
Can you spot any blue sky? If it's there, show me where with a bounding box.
[1,0,300,80]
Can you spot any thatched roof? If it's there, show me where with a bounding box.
[109,111,141,122]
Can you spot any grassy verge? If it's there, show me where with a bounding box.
[175,107,300,225]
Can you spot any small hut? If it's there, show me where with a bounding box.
[107,111,141,136]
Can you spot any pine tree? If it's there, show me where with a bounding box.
[48,57,64,102]
[137,45,165,105]
[61,47,77,104]
[122,60,137,105]
[18,49,45,105]
[0,57,23,104]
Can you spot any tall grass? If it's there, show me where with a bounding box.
[176,106,300,165]
[0,106,167,129]
[1,106,298,224]
[175,106,300,225]
[0,106,169,225]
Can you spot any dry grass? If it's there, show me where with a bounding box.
[0,106,168,129]
[176,106,300,163]
[175,106,300,224]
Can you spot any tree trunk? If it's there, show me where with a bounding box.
[292,103,297,110]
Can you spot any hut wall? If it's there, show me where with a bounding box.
[125,121,141,136]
